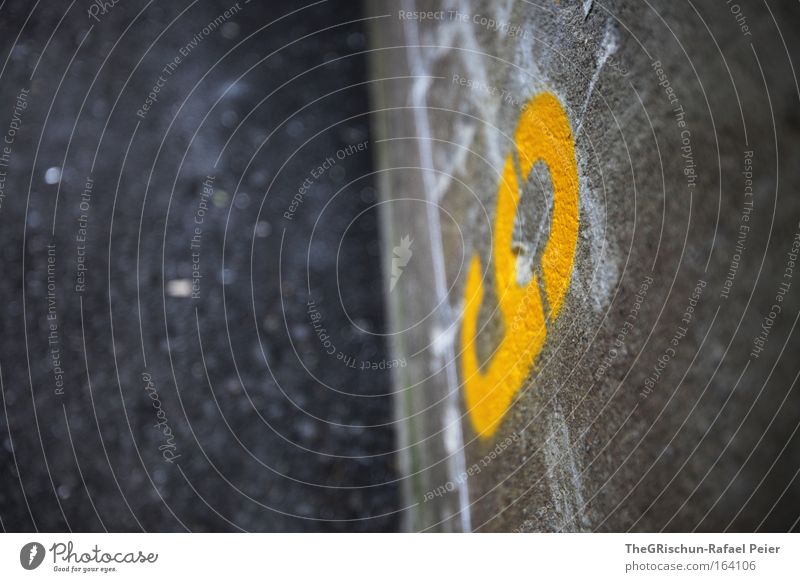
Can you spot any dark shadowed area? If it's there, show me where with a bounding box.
[0,0,399,532]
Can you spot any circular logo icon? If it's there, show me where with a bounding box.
[20,542,45,570]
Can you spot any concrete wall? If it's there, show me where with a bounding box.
[369,0,800,531]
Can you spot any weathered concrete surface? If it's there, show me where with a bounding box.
[369,0,800,531]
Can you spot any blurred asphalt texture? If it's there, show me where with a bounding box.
[0,0,399,531]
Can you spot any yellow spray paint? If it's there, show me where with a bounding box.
[461,92,580,438]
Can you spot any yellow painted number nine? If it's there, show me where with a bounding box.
[461,92,580,438]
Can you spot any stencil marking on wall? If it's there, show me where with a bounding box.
[461,92,580,438]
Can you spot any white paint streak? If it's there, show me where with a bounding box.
[544,403,590,531]
[402,0,471,532]
[575,20,619,139]
[583,0,594,19]
[431,324,458,359]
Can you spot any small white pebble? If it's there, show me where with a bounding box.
[166,279,192,297]
[44,167,61,184]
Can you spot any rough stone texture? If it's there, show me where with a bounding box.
[369,0,800,531]
[0,0,397,532]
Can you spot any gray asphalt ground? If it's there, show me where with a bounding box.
[0,0,398,531]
